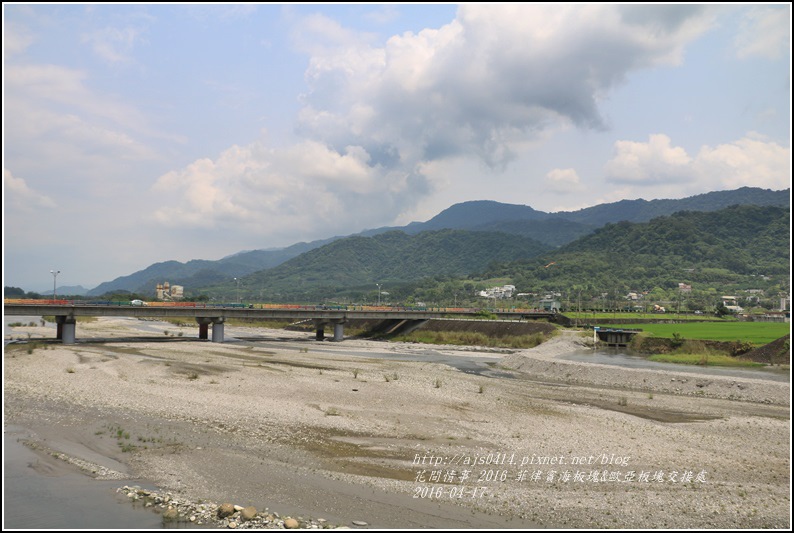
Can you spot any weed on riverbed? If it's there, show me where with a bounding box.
[97,423,177,453]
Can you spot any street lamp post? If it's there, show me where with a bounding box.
[50,270,60,300]
[234,278,240,303]
[376,283,382,306]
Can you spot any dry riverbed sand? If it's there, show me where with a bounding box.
[4,318,791,529]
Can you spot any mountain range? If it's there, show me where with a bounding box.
[84,186,789,298]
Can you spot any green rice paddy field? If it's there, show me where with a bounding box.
[605,321,790,346]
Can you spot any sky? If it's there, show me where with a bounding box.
[3,3,791,292]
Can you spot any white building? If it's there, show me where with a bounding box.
[156,282,184,301]
[479,285,516,299]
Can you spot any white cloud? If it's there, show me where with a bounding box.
[150,138,424,238]
[605,133,790,192]
[149,5,721,240]
[363,5,400,25]
[81,26,144,64]
[694,133,791,190]
[4,169,57,210]
[735,6,791,60]
[546,168,583,193]
[604,134,693,184]
[4,64,176,141]
[3,62,181,195]
[3,22,34,58]
[296,4,717,171]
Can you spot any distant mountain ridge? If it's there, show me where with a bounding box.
[479,204,790,294]
[239,229,551,301]
[86,186,789,296]
[87,238,338,296]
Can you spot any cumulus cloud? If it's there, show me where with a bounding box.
[297,4,716,169]
[735,6,791,60]
[604,133,790,192]
[146,5,720,239]
[604,134,693,184]
[546,168,584,193]
[4,169,57,210]
[694,133,791,190]
[150,139,428,238]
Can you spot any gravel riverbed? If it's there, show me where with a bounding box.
[4,319,791,529]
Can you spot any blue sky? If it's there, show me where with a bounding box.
[3,3,791,292]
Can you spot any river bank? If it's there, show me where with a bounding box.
[3,318,791,529]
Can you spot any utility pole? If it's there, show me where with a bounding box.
[51,270,60,300]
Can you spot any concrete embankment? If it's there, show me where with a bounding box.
[411,318,557,337]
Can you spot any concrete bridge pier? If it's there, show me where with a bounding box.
[332,320,344,342]
[211,318,225,343]
[55,316,76,344]
[196,318,213,340]
[314,320,326,341]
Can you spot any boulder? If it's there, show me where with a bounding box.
[218,503,235,518]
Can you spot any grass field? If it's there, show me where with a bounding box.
[647,352,766,367]
[604,321,790,346]
[566,311,726,322]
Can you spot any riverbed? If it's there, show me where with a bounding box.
[3,317,791,529]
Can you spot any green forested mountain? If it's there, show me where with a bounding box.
[87,237,338,296]
[480,205,790,298]
[556,186,790,226]
[215,204,789,306]
[362,187,789,247]
[470,217,598,247]
[85,186,788,298]
[220,229,551,302]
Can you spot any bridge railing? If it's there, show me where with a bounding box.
[5,299,556,316]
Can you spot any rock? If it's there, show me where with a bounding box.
[162,507,179,521]
[352,520,369,527]
[218,503,235,518]
[234,505,244,512]
[241,506,257,521]
[284,517,300,529]
[228,521,238,529]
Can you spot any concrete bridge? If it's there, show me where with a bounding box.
[4,302,559,344]
[593,327,641,347]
